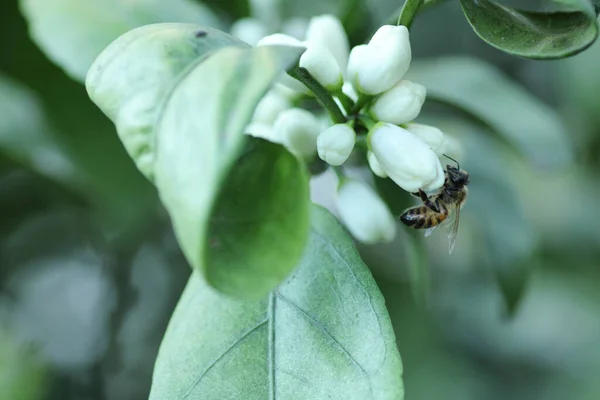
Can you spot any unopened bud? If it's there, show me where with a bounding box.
[405,123,446,156]
[245,122,280,143]
[300,42,343,91]
[367,151,388,178]
[253,90,291,124]
[274,108,321,158]
[368,123,444,193]
[257,34,309,94]
[370,80,426,125]
[305,15,350,75]
[337,179,396,244]
[317,124,356,166]
[347,25,411,95]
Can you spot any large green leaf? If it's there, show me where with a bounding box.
[459,0,599,59]
[86,23,245,180]
[154,44,308,299]
[88,23,308,298]
[407,57,572,169]
[150,205,404,400]
[19,0,221,81]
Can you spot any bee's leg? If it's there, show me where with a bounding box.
[416,189,441,213]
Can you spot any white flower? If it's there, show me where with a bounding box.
[253,90,291,124]
[368,123,444,193]
[337,179,396,244]
[256,33,304,47]
[300,42,343,91]
[245,122,280,143]
[367,151,388,178]
[405,123,446,156]
[274,108,321,158]
[256,34,309,94]
[305,15,350,75]
[347,25,411,95]
[230,18,269,46]
[370,80,426,124]
[317,124,355,166]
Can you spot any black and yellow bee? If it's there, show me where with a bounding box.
[400,157,470,254]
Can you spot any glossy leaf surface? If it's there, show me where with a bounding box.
[150,206,404,399]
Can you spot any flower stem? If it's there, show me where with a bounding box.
[288,66,346,124]
[351,94,372,115]
[397,0,424,28]
[332,166,345,181]
[335,92,355,116]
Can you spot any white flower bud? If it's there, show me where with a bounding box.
[256,33,304,47]
[300,42,343,91]
[367,151,388,178]
[274,108,321,158]
[317,124,355,166]
[245,122,281,143]
[337,179,396,244]
[305,15,350,75]
[230,18,269,46]
[368,123,444,193]
[405,123,446,156]
[253,90,291,124]
[347,25,411,95]
[257,34,309,94]
[342,81,358,101]
[370,80,426,125]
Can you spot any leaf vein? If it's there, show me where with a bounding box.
[179,318,268,400]
[275,293,370,379]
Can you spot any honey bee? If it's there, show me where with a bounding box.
[399,156,470,254]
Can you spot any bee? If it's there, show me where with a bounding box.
[399,156,470,254]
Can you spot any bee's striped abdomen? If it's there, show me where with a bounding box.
[400,205,448,229]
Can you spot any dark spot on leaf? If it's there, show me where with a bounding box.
[209,237,220,248]
[195,30,207,38]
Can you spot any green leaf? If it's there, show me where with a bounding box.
[407,57,572,169]
[19,0,222,81]
[150,205,404,400]
[87,24,307,297]
[459,0,599,59]
[86,23,245,180]
[154,44,307,299]
[206,138,310,298]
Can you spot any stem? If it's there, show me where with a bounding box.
[355,135,369,151]
[351,94,372,115]
[287,67,346,124]
[397,0,424,28]
[332,166,345,181]
[388,0,449,27]
[335,91,355,115]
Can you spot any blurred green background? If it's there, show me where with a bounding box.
[2,0,600,399]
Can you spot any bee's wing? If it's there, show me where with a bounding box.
[446,204,461,254]
[424,226,437,237]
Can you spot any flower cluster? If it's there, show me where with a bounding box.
[236,14,461,244]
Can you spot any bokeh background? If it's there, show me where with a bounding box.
[2,0,600,399]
